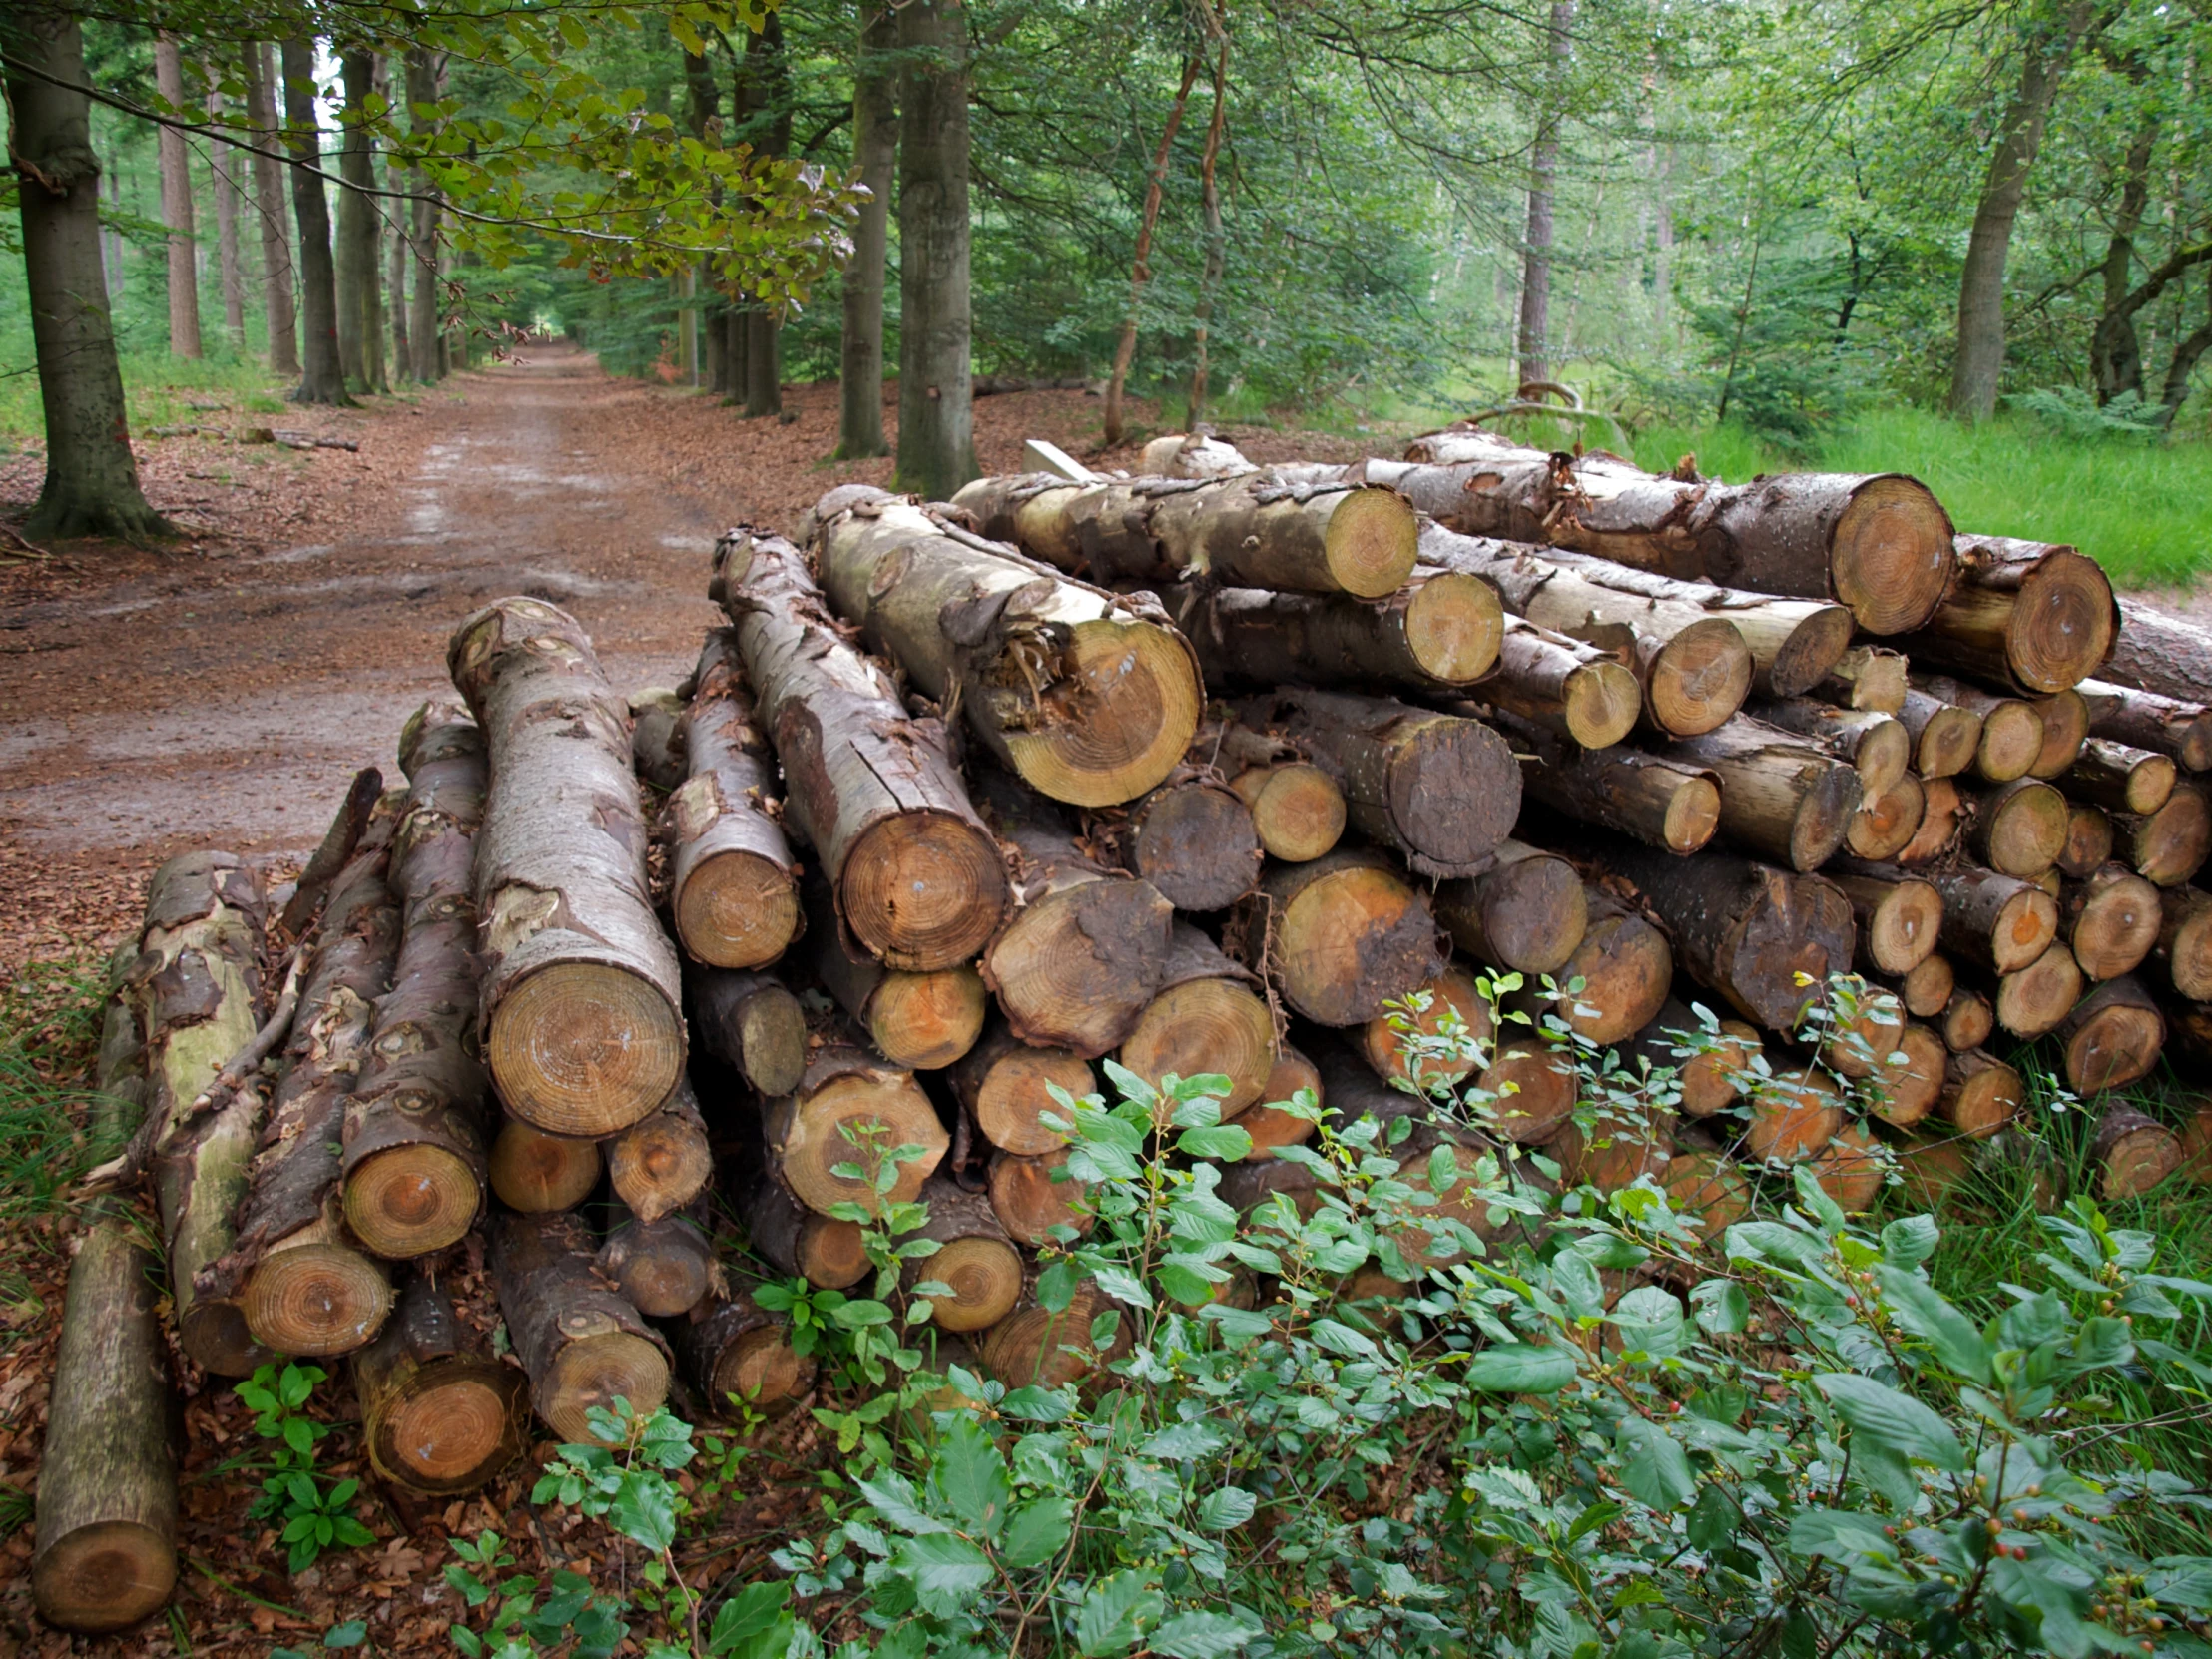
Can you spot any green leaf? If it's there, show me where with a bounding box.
[1196,1487,1257,1531]
[1608,1286,1686,1358]
[1074,1569,1165,1656]
[323,1622,368,1648]
[1615,1417,1696,1511]
[932,1416,1011,1540]
[1814,1373,1966,1471]
[1143,1421,1225,1460]
[1690,1279,1749,1336]
[706,1580,791,1659]
[1686,1483,1735,1553]
[1464,1344,1577,1393]
[1150,1609,1262,1658]
[1880,1215,1939,1267]
[1725,1220,1827,1266]
[892,1533,993,1619]
[609,1472,678,1554]
[1000,1497,1073,1568]
[1036,1259,1079,1314]
[1178,1126,1254,1161]
[854,1471,948,1536]
[1875,1267,1992,1383]
[1309,1318,1379,1359]
[1787,1507,1898,1564]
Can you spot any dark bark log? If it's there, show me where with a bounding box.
[902,1175,1021,1331]
[1122,767,1263,912]
[491,1212,671,1442]
[2059,975,2165,1096]
[2058,802,2114,878]
[449,599,685,1136]
[1661,715,1864,871]
[835,5,895,457]
[279,38,351,405]
[1433,839,1589,976]
[1963,777,2069,878]
[2065,738,2176,817]
[211,76,245,347]
[1178,572,1504,694]
[605,1077,712,1226]
[1121,922,1278,1113]
[1898,689,1983,781]
[2114,784,2212,887]
[353,1264,527,1496]
[894,0,978,498]
[714,529,1008,968]
[2152,885,2212,1001]
[987,1148,1092,1246]
[689,966,808,1098]
[1819,865,1942,975]
[487,1118,601,1213]
[2078,677,2212,773]
[674,1280,817,1416]
[1248,849,1444,1027]
[1911,672,2045,784]
[2062,864,2162,981]
[1879,860,2058,974]
[245,43,299,375]
[668,631,801,969]
[1751,700,1910,798]
[1511,726,1721,853]
[762,1042,948,1216]
[2091,1104,2181,1198]
[598,1201,719,1319]
[737,1162,868,1289]
[279,764,384,938]
[2106,599,2212,705]
[1900,535,2117,692]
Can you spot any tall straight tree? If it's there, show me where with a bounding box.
[743,15,793,418]
[836,2,896,458]
[153,35,204,358]
[336,50,385,390]
[1186,27,1230,425]
[4,8,168,537]
[403,47,443,381]
[1516,0,1574,389]
[281,37,352,404]
[1102,53,1201,448]
[683,47,725,395]
[208,75,247,349]
[244,43,299,374]
[895,0,978,499]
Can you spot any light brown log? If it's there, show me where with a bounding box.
[449,600,685,1137]
[1228,761,1346,864]
[2058,804,2115,878]
[1137,432,1259,478]
[1820,866,1942,975]
[1846,772,1927,861]
[667,630,803,969]
[2061,865,2162,981]
[2091,1106,2181,1199]
[1882,860,2058,974]
[988,1148,1094,1245]
[1964,778,2069,878]
[2029,689,2090,780]
[1752,699,1910,798]
[1936,1049,2024,1139]
[714,529,1010,970]
[1387,1125,1509,1271]
[1509,726,1720,853]
[949,1025,1093,1154]
[1896,777,1966,865]
[800,878,988,1070]
[2152,886,2212,1000]
[2106,599,2212,704]
[1901,534,2116,692]
[1807,1120,1888,1211]
[2059,975,2165,1096]
[738,1164,868,1290]
[762,1043,948,1217]
[2077,676,2212,773]
[1744,1065,1845,1163]
[1941,987,1995,1052]
[1896,952,1956,1019]
[1523,881,1674,1045]
[599,1203,719,1319]
[1550,1100,1674,1193]
[1179,572,1503,692]
[1124,768,1263,911]
[1360,964,1492,1092]
[1865,1021,1946,1129]
[674,1281,817,1417]
[1816,984,1905,1081]
[1897,689,1982,781]
[1818,645,1908,713]
[1476,1040,1578,1144]
[2116,785,2212,887]
[977,1272,1131,1388]
[1625,621,1754,738]
[1121,922,1278,1113]
[1236,1045,1324,1158]
[1470,616,1643,749]
[1662,716,1864,871]
[690,967,809,1099]
[2065,739,2177,817]
[353,1267,527,1498]
[1895,1134,1975,1208]
[2175,1099,2212,1184]
[1251,849,1444,1026]
[1432,839,1589,976]
[490,1212,671,1442]
[1236,689,1521,877]
[605,1077,713,1226]
[1662,1149,1752,1244]
[904,1177,1023,1332]
[1993,947,2084,1037]
[488,1119,602,1213]
[808,487,1205,807]
[1911,672,2046,784]
[1628,1000,1762,1119]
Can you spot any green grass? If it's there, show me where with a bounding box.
[0,334,301,454]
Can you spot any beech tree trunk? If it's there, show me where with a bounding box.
[836,4,895,458]
[1433,839,1589,976]
[2059,974,2165,1096]
[245,43,300,374]
[1900,535,2116,692]
[1120,922,1278,1114]
[491,1212,671,1442]
[950,1024,1093,1154]
[1187,33,1229,422]
[2061,864,2161,981]
[2078,676,2212,773]
[1662,715,1864,871]
[449,599,686,1137]
[760,1043,947,1217]
[336,51,382,389]
[605,1076,712,1225]
[403,48,443,382]
[353,1264,526,1496]
[280,38,352,404]
[894,0,978,498]
[1178,573,1505,694]
[209,82,245,348]
[675,1281,816,1416]
[800,876,987,1069]
[740,17,792,418]
[690,966,808,1098]
[1509,723,1720,853]
[714,529,1009,969]
[1103,55,1202,449]
[1516,0,1574,386]
[154,38,204,359]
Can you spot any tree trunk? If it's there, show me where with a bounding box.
[597,1201,718,1319]
[605,1076,711,1225]
[950,1023,1093,1154]
[809,486,1205,807]
[902,1176,1022,1331]
[988,1147,1091,1246]
[1815,645,1908,714]
[1516,0,1575,387]
[837,4,895,458]
[737,1162,868,1289]
[2065,738,2175,817]
[1888,951,1954,1020]
[281,37,352,404]
[713,529,1009,968]
[894,0,978,498]
[153,38,204,359]
[1873,859,2057,974]
[2091,1104,2181,1199]
[1962,777,2068,878]
[1899,535,2116,692]
[2152,884,2212,1000]
[1119,766,1264,912]
[1820,866,1942,975]
[336,52,381,388]
[1992,942,2082,1037]
[1508,724,1720,853]
[674,1281,816,1416]
[1467,618,1642,750]
[1516,880,1673,1045]
[486,1118,600,1212]
[667,630,802,969]
[1248,848,1444,1025]
[1103,56,1202,448]
[448,599,685,1137]
[2058,801,2113,876]
[1896,688,1980,782]
[386,60,409,380]
[760,1042,948,1217]
[979,1271,1128,1389]
[2061,865,2161,981]
[799,876,987,1069]
[1176,572,1505,694]
[1551,1100,1674,1195]
[4,8,171,539]
[404,48,442,381]
[2114,783,2212,887]
[1234,689,1520,877]
[1940,984,1995,1052]
[209,81,246,348]
[1433,838,1589,976]
[1847,772,1926,861]
[1750,700,1910,798]
[245,43,300,374]
[740,16,792,417]
[490,1212,671,1442]
[1186,33,1228,423]
[1911,672,2044,783]
[1661,715,1863,871]
[2106,599,2212,705]
[2077,677,2212,773]
[1120,921,1278,1113]
[631,687,684,792]
[689,966,808,1098]
[352,1265,527,1496]
[2059,974,2164,1095]
[1948,0,2101,421]
[1223,753,1347,863]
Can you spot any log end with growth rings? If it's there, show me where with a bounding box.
[971,1045,1094,1155]
[1119,976,1278,1117]
[674,848,802,971]
[1320,486,1420,598]
[367,1362,528,1496]
[1649,618,1754,738]
[842,809,1012,970]
[344,1143,481,1259]
[1402,572,1505,683]
[1563,658,1644,750]
[1766,603,1857,700]
[1827,475,1956,635]
[485,958,686,1140]
[1238,764,1345,862]
[1000,618,1205,808]
[537,1318,672,1446]
[867,965,989,1070]
[706,1327,817,1413]
[32,1522,178,1635]
[2010,549,2117,693]
[242,1244,393,1358]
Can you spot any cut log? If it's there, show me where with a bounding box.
[1628,1000,1761,1119]
[1863,1021,1946,1129]
[950,468,1419,598]
[1661,1149,1752,1244]
[1662,716,1864,871]
[800,878,988,1071]
[1936,1049,2024,1139]
[2115,784,2212,887]
[1136,432,1255,478]
[277,765,386,940]
[1236,1045,1323,1159]
[1743,1065,1844,1164]
[1895,952,1955,1019]
[2058,975,2165,1096]
[1963,778,2068,878]
[2061,865,2162,981]
[1897,689,1982,781]
[2153,886,2212,1000]
[1432,840,1589,976]
[2176,1100,2212,1184]
[1251,849,1443,1026]
[1520,880,1675,1045]
[1550,1100,1674,1193]
[1123,768,1263,911]
[1223,750,1347,863]
[1896,777,1966,865]
[2106,598,2212,704]
[949,1024,1093,1155]
[1622,619,1755,738]
[987,1148,1093,1245]
[762,1043,948,1217]
[1510,729,1721,854]
[2091,1106,2181,1199]
[808,486,1205,807]
[1235,689,1520,876]
[1820,866,1942,975]
[690,967,809,1099]
[1877,861,2058,974]
[903,1176,1023,1332]
[1895,1134,1974,1208]
[1993,946,2083,1038]
[1940,986,1995,1052]
[1816,984,1904,1081]
[1469,617,1643,749]
[977,1271,1130,1388]
[2057,804,2114,878]
[1846,772,1926,861]
[1807,1120,1887,1211]
[673,1281,817,1417]
[1477,1039,1577,1144]
[1901,534,2116,692]
[629,688,686,793]
[1359,964,1491,1092]
[487,1119,602,1213]
[737,1164,868,1290]
[352,1266,527,1497]
[1818,645,1908,713]
[342,710,490,1260]
[667,630,802,969]
[1386,1125,1508,1271]
[2065,738,2176,817]
[1178,572,1503,692]
[604,1077,713,1225]
[1912,673,2044,784]
[1121,922,1278,1113]
[449,599,685,1137]
[598,1202,719,1319]
[2029,689,2090,781]
[714,530,1009,970]
[972,774,1174,1056]
[490,1211,671,1442]
[2077,677,2212,772]
[1752,700,1910,797]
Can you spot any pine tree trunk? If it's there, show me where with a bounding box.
[1523,882,1674,1045]
[245,43,300,374]
[1846,772,1926,861]
[1751,700,1910,797]
[1121,921,1278,1113]
[689,966,808,1098]
[1940,984,1994,1051]
[737,1162,868,1289]
[1246,849,1443,1027]
[979,1271,1129,1388]
[1962,777,2069,878]
[1103,55,1202,448]
[1433,839,1589,976]
[1118,765,1264,912]
[1936,1049,2025,1138]
[2091,1104,2181,1199]
[1177,572,1504,694]
[491,1212,671,1442]
[903,1176,1022,1331]
[487,1118,600,1212]
[1357,963,1489,1090]
[1879,860,2058,974]
[353,1265,527,1496]
[837,4,895,458]
[1509,723,1720,853]
[987,1148,1091,1245]
[1817,645,1908,713]
[2114,784,2212,887]
[281,37,352,404]
[799,877,987,1069]
[1899,534,2116,692]
[2065,738,2176,816]
[1897,776,1966,865]
[1661,715,1864,871]
[2058,974,2164,1096]
[894,0,978,498]
[1897,687,1982,780]
[1663,1147,1752,1244]
[1465,617,1643,750]
[154,38,204,359]
[1820,865,1942,975]
[1992,943,2082,1037]
[1629,1000,1760,1120]
[761,1043,948,1217]
[1743,1064,1844,1162]
[2078,677,2212,773]
[2105,600,2212,705]
[2152,885,2212,1000]
[2030,687,2089,779]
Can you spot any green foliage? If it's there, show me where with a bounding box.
[2013,385,2172,444]
[237,1363,376,1573]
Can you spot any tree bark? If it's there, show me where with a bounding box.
[737,1161,868,1289]
[209,79,246,348]
[949,1023,1093,1154]
[1176,573,1504,695]
[1464,618,1642,750]
[336,51,382,389]
[353,1264,527,1496]
[487,1118,600,1212]
[837,4,895,457]
[1912,671,2045,784]
[1508,723,1720,853]
[1186,33,1228,423]
[689,965,808,1099]
[2151,884,2212,1001]
[1866,859,2057,974]
[2059,974,2164,1095]
[2065,737,2175,817]
[1103,55,1202,448]
[1940,984,1995,1052]
[1121,922,1278,1113]
[799,876,987,1069]
[2092,1104,2181,1198]
[4,8,171,539]
[1432,838,1589,976]
[245,43,300,374]
[448,599,686,1136]
[280,37,352,404]
[713,528,1009,968]
[1898,535,2116,692]
[605,1076,712,1226]
[674,1280,816,1416]
[1847,771,1926,861]
[741,16,792,418]
[2061,864,2161,981]
[760,1042,948,1216]
[1750,700,1910,798]
[2106,599,2212,705]
[1516,0,1575,387]
[808,486,1204,808]
[1118,765,1264,912]
[1661,715,1864,871]
[490,1211,671,1443]
[403,48,443,381]
[2078,677,2212,773]
[894,0,978,499]
[903,1176,1022,1331]
[154,38,203,359]
[979,1270,1129,1388]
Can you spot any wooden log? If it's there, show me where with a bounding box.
[2057,803,2115,878]
[1900,533,2117,692]
[714,529,1010,970]
[342,710,490,1260]
[1121,922,1278,1113]
[598,1202,719,1319]
[1936,1049,2024,1139]
[1359,963,1491,1092]
[2152,886,2212,1000]
[1510,729,1720,854]
[1251,848,1444,1026]
[1820,865,1942,975]
[988,1148,1093,1245]
[1178,571,1503,692]
[490,1211,671,1442]
[1387,1125,1509,1271]
[2065,738,2177,817]
[1743,1065,1845,1164]
[666,630,803,969]
[903,1176,1023,1332]
[1549,1100,1674,1193]
[1846,771,1926,861]
[738,1164,868,1289]
[2107,596,2212,704]
[353,1266,527,1497]
[1477,1039,1578,1144]
[2061,865,2162,981]
[2091,1106,2181,1199]
[1521,881,1674,1046]
[1226,758,1346,864]
[762,1043,948,1217]
[1940,986,1995,1052]
[2059,975,2165,1096]
[1864,1021,1946,1129]
[2175,1099,2212,1184]
[2077,676,2212,773]
[1894,1134,1974,1208]
[2116,784,2212,887]
[799,878,988,1071]
[977,1272,1131,1388]
[973,774,1175,1056]
[1912,673,2045,784]
[673,1280,817,1417]
[1876,860,2059,974]
[487,1119,601,1213]
[1816,983,1905,1081]
[1897,689,1982,781]
[1627,1000,1762,1119]
[1662,716,1864,871]
[605,1077,712,1225]
[1236,1045,1324,1158]
[1894,952,1955,1019]
[1963,778,2069,878]
[809,486,1205,807]
[1432,839,1589,976]
[1661,1148,1752,1244]
[1137,431,1260,478]
[1895,777,1966,865]
[949,1024,1093,1154]
[1752,699,1910,798]
[630,687,687,793]
[449,599,685,1137]
[1468,616,1643,749]
[2029,689,2090,781]
[1806,1120,1887,1211]
[1818,645,1908,713]
[1123,768,1263,911]
[690,967,809,1099]
[1993,946,2084,1038]
[1235,689,1520,877]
